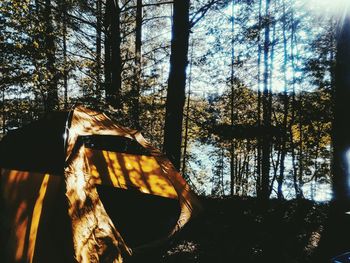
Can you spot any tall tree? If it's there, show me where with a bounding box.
[105,0,122,108]
[132,0,142,128]
[163,0,190,170]
[230,0,236,196]
[333,10,350,202]
[261,0,271,199]
[256,0,263,197]
[96,0,102,100]
[44,0,59,112]
[277,0,289,199]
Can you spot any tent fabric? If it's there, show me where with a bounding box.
[0,106,201,263]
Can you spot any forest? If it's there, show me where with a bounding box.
[1,0,338,201]
[1,0,350,262]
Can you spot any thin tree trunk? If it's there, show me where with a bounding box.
[44,0,59,112]
[298,93,304,194]
[104,1,111,105]
[163,0,190,170]
[96,0,102,100]
[62,1,68,109]
[261,0,271,199]
[132,0,142,128]
[256,0,263,197]
[289,11,303,198]
[230,0,236,196]
[2,88,5,135]
[278,0,289,199]
[182,40,194,177]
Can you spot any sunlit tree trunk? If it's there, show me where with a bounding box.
[163,0,190,170]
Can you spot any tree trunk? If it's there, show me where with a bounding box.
[261,0,271,199]
[163,0,190,170]
[256,0,262,197]
[105,0,122,109]
[278,0,289,199]
[298,93,304,194]
[182,40,194,178]
[333,13,350,202]
[62,1,68,109]
[96,0,102,100]
[44,0,59,112]
[289,11,303,198]
[230,0,236,196]
[2,88,5,135]
[131,0,142,128]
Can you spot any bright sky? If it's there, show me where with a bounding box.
[303,0,350,16]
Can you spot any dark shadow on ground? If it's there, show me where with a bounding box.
[128,196,339,263]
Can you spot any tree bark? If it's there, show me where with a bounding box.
[163,0,190,170]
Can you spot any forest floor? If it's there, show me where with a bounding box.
[133,196,350,263]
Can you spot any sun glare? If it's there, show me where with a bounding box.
[304,0,350,16]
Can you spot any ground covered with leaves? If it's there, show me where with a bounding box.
[143,196,350,263]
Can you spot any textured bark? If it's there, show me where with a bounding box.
[163,0,190,170]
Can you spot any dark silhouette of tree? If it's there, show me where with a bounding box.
[333,13,350,203]
[131,0,142,129]
[105,0,122,108]
[163,0,190,170]
[261,0,271,199]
